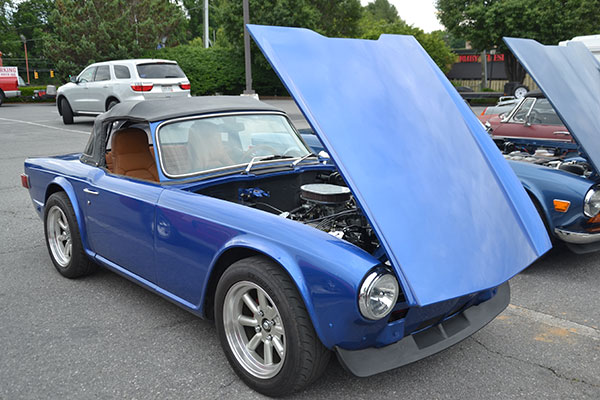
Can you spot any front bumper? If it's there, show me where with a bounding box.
[554,228,600,244]
[335,282,510,377]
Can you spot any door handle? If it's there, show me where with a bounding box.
[83,188,99,195]
[553,131,570,135]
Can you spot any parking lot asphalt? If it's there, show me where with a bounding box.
[0,102,599,399]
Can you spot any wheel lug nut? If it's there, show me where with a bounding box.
[266,335,273,341]
[258,310,264,317]
[255,326,261,333]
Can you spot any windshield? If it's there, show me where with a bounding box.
[136,63,185,79]
[157,114,310,177]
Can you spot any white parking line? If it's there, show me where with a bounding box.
[507,304,600,341]
[0,117,90,135]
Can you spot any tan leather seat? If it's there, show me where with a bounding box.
[111,128,159,181]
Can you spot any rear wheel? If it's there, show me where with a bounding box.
[107,99,119,111]
[60,98,74,124]
[513,85,529,99]
[0,90,4,106]
[44,192,97,278]
[215,256,330,396]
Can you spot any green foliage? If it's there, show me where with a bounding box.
[44,0,187,81]
[150,41,245,95]
[359,16,455,73]
[436,0,600,81]
[364,0,399,23]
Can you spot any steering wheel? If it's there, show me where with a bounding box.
[241,145,279,161]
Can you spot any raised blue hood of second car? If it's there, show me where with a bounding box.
[248,25,550,306]
[504,37,600,173]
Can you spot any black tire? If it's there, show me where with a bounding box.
[44,192,97,278]
[215,256,330,396]
[106,99,119,111]
[60,98,74,124]
[0,90,4,106]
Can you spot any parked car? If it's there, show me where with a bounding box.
[22,27,550,396]
[496,37,600,253]
[0,66,21,106]
[484,89,573,148]
[477,96,519,123]
[56,59,191,125]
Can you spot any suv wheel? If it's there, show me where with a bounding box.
[60,98,74,124]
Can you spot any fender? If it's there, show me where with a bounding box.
[521,182,552,229]
[201,234,375,349]
[46,176,92,255]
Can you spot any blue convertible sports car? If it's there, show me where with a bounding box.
[23,27,550,396]
[499,38,600,254]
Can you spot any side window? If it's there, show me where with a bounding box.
[114,65,131,79]
[94,65,111,82]
[511,98,535,123]
[530,98,563,125]
[78,67,96,83]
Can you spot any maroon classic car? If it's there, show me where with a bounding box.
[482,90,573,146]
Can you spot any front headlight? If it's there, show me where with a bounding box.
[584,186,600,217]
[358,270,399,320]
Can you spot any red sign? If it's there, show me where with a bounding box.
[459,54,505,63]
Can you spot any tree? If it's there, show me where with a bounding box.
[360,18,455,73]
[0,0,22,58]
[364,0,399,23]
[436,0,600,82]
[44,0,187,80]
[11,0,54,58]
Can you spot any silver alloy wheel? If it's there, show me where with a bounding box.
[46,205,72,267]
[223,281,286,379]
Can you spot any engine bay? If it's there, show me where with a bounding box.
[503,147,595,178]
[195,169,381,255]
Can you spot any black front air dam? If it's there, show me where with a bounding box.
[335,282,510,377]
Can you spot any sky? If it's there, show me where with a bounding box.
[361,0,444,33]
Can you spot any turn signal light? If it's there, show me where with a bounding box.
[131,83,153,92]
[179,83,191,90]
[587,213,600,224]
[20,174,30,189]
[553,199,570,213]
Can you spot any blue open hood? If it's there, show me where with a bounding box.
[248,25,550,306]
[504,37,600,173]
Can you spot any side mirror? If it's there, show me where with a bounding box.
[524,114,532,127]
[70,76,78,84]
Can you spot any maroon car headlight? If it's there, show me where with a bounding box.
[358,270,399,320]
[584,186,600,218]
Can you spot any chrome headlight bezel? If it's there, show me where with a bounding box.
[358,269,400,321]
[583,186,600,218]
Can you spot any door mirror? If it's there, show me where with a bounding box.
[70,75,78,84]
[525,114,533,127]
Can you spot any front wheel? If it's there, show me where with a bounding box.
[60,98,74,124]
[215,256,330,396]
[44,192,97,278]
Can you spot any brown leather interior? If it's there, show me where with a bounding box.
[110,128,159,181]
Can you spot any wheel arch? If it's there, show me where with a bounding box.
[523,185,553,232]
[105,96,119,111]
[44,177,91,252]
[201,241,328,347]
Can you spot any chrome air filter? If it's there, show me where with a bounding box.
[300,184,351,205]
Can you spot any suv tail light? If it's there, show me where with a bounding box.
[179,83,191,90]
[131,83,153,92]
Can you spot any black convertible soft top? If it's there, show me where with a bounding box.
[81,96,284,167]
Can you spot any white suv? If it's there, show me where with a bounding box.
[56,59,191,124]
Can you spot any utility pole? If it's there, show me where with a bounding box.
[242,0,254,94]
[204,0,209,48]
[20,35,30,84]
[481,50,488,90]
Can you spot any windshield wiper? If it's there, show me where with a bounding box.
[243,155,279,174]
[291,153,318,167]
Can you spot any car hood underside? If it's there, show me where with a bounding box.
[248,25,551,306]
